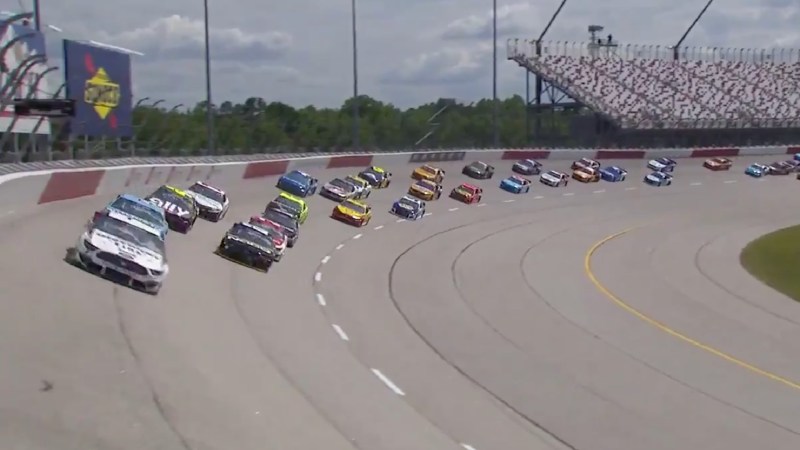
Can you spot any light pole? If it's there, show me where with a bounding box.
[203,0,215,154]
[351,0,359,150]
[32,0,41,30]
[492,0,499,148]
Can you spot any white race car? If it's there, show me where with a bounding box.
[74,214,169,294]
[540,170,569,187]
[186,181,229,221]
[343,175,372,199]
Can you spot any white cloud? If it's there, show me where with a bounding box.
[442,3,538,40]
[382,45,490,84]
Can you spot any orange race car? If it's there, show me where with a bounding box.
[703,157,732,171]
[449,183,483,204]
[572,167,600,182]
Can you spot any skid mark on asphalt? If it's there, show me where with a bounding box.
[586,228,800,392]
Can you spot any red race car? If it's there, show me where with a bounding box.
[449,183,483,204]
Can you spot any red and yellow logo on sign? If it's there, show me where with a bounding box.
[81,53,120,127]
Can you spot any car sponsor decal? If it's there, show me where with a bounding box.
[147,197,190,217]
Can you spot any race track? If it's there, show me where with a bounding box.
[3,156,800,450]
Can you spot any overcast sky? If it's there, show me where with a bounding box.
[24,0,800,109]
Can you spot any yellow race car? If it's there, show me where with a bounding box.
[572,167,600,182]
[331,198,372,227]
[411,164,446,183]
[408,179,443,200]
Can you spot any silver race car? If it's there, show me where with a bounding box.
[186,181,229,221]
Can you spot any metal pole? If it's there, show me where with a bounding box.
[492,0,498,147]
[351,0,359,150]
[33,0,41,31]
[203,0,214,154]
[0,32,36,72]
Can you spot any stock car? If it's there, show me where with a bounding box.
[767,161,792,175]
[216,222,278,272]
[511,159,542,175]
[572,167,600,183]
[261,208,300,247]
[100,194,168,239]
[248,215,288,261]
[146,185,199,233]
[276,170,318,197]
[783,159,800,172]
[745,163,769,177]
[186,181,229,221]
[72,213,168,295]
[412,164,446,183]
[449,183,483,204]
[647,157,677,172]
[408,179,443,201]
[319,178,358,202]
[358,166,392,188]
[390,195,426,220]
[599,166,628,182]
[462,161,495,179]
[703,157,733,171]
[343,175,372,199]
[331,199,373,227]
[540,170,569,187]
[571,157,600,171]
[794,152,800,161]
[644,171,673,186]
[500,175,532,194]
[271,192,309,224]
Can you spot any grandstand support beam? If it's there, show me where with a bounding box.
[528,0,568,143]
[20,81,65,161]
[674,0,714,60]
[0,65,57,153]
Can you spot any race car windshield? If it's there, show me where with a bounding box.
[399,198,417,207]
[458,185,476,194]
[545,171,561,178]
[415,181,434,190]
[361,170,380,180]
[471,162,487,169]
[153,189,189,207]
[330,179,354,190]
[510,177,525,184]
[274,197,301,213]
[420,165,436,174]
[189,184,224,202]
[93,215,165,254]
[286,171,309,183]
[111,197,164,225]
[264,210,296,229]
[518,160,534,166]
[230,224,272,247]
[341,201,366,214]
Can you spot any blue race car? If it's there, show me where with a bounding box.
[99,194,169,239]
[794,153,800,162]
[647,157,677,172]
[390,195,425,220]
[599,165,628,182]
[276,170,318,197]
[745,163,769,177]
[511,159,542,175]
[644,171,673,186]
[500,175,532,193]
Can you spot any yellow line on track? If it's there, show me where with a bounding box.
[584,227,800,391]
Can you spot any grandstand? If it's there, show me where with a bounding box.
[508,33,800,148]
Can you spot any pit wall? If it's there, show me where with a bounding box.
[0,145,796,213]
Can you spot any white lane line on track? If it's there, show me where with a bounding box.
[321,256,330,264]
[331,324,349,341]
[477,203,486,207]
[371,369,405,396]
[534,195,544,199]
[502,199,514,203]
[353,233,362,239]
[461,444,477,450]
[724,179,737,183]
[424,212,432,217]
[314,272,322,282]
[396,218,406,223]
[335,243,345,250]
[690,182,702,186]
[593,189,605,193]
[316,294,326,306]
[374,225,383,230]
[563,192,575,196]
[625,187,637,190]
[448,207,459,211]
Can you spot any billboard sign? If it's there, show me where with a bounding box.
[63,39,133,137]
[0,23,51,134]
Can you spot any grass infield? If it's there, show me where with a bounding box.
[740,224,800,302]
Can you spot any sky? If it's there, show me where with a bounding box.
[12,0,800,110]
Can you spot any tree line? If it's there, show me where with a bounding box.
[125,95,576,156]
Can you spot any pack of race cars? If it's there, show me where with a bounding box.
[69,152,798,295]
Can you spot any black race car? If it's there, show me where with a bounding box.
[146,185,198,233]
[462,161,495,179]
[261,208,300,247]
[767,161,792,175]
[358,166,392,188]
[512,159,542,175]
[216,222,278,272]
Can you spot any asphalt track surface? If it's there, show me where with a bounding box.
[3,156,800,449]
